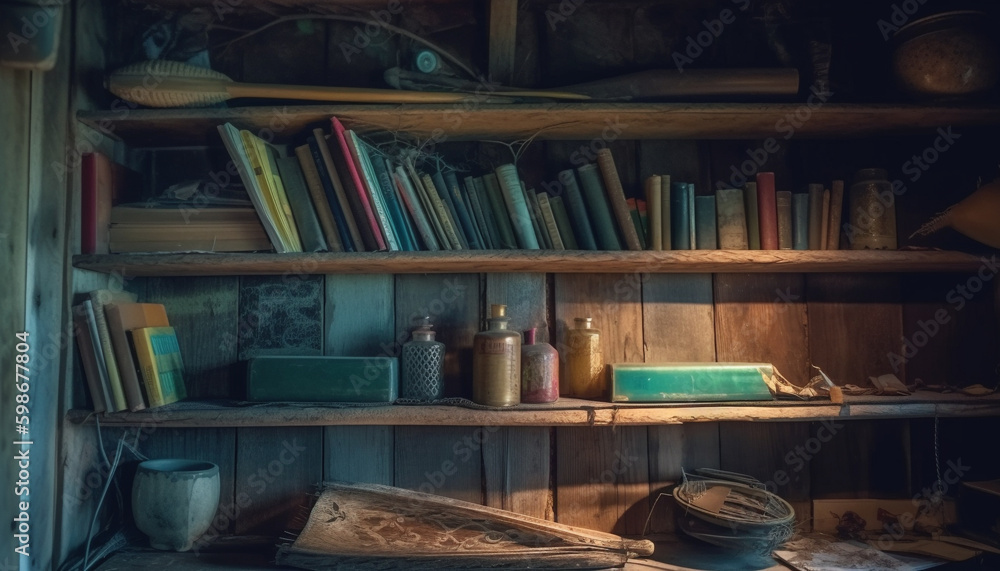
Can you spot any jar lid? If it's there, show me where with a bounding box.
[852,168,888,184]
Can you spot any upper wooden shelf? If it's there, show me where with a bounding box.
[72,249,988,276]
[78,103,1000,147]
[68,392,1000,427]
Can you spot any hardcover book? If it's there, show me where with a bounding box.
[744,181,760,250]
[670,181,691,250]
[660,175,672,250]
[559,169,598,250]
[464,175,494,249]
[105,302,171,412]
[537,192,565,250]
[827,180,845,250]
[73,303,109,413]
[331,117,386,251]
[576,164,621,250]
[313,129,365,250]
[808,183,825,250]
[694,195,717,250]
[129,326,187,408]
[776,190,793,250]
[295,143,344,252]
[792,193,810,250]
[549,195,578,250]
[596,149,643,250]
[495,164,539,249]
[756,173,779,250]
[90,289,138,412]
[445,171,481,250]
[646,175,663,250]
[715,188,748,250]
[432,170,469,248]
[276,155,328,252]
[394,166,440,251]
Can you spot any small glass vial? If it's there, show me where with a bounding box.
[472,304,521,407]
[564,317,605,400]
[400,317,445,401]
[849,168,897,250]
[521,327,559,403]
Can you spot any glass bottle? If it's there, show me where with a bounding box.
[472,304,520,407]
[521,327,559,403]
[849,168,897,250]
[564,317,605,400]
[400,317,445,401]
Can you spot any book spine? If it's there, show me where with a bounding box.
[596,149,642,250]
[445,171,481,249]
[308,137,356,252]
[670,181,691,250]
[820,188,831,250]
[83,300,115,411]
[523,183,550,249]
[473,176,503,249]
[217,124,284,253]
[277,156,328,252]
[295,144,344,252]
[405,158,451,249]
[549,195,579,250]
[495,164,539,249]
[756,173,779,250]
[827,180,845,250]
[482,173,518,249]
[576,164,621,250]
[331,117,386,251]
[369,150,414,251]
[241,131,300,252]
[792,193,810,250]
[627,198,648,250]
[776,190,793,250]
[558,169,598,250]
[660,175,671,250]
[687,183,696,250]
[464,176,494,249]
[744,181,760,250]
[422,173,464,250]
[129,329,164,408]
[394,167,440,251]
[694,195,717,250]
[386,158,420,250]
[646,175,662,250]
[715,187,748,250]
[90,293,127,411]
[808,183,825,250]
[73,305,107,413]
[432,171,468,248]
[348,132,399,251]
[537,193,565,250]
[104,304,147,412]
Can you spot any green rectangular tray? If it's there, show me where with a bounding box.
[247,356,398,403]
[610,362,774,402]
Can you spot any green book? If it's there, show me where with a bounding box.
[247,356,398,402]
[483,173,518,249]
[549,195,578,249]
[576,164,621,250]
[129,326,186,407]
[610,362,775,403]
[695,196,717,250]
[744,181,760,250]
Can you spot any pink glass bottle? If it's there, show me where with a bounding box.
[520,327,559,403]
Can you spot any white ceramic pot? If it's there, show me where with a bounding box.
[132,459,220,551]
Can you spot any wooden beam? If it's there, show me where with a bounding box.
[488,0,518,85]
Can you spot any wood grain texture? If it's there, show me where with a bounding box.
[142,428,237,535]
[483,427,552,520]
[234,427,323,536]
[555,427,650,535]
[324,273,394,486]
[73,249,988,276]
[488,0,518,85]
[238,275,324,360]
[146,277,239,398]
[394,426,483,504]
[646,423,720,534]
[485,273,547,341]
[553,273,644,368]
[809,420,911,499]
[714,273,810,385]
[394,274,479,398]
[807,274,903,386]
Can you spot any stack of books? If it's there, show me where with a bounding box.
[643,172,846,251]
[73,290,186,412]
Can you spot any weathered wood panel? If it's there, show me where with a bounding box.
[146,277,239,398]
[324,274,395,486]
[809,420,911,499]
[394,426,484,504]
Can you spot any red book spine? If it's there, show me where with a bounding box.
[81,153,97,254]
[330,117,386,251]
[756,172,779,250]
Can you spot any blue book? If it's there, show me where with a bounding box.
[559,169,598,250]
[432,170,469,248]
[366,148,415,251]
[445,171,482,250]
[576,164,621,250]
[695,195,717,250]
[792,193,810,250]
[307,137,355,252]
[670,181,691,250]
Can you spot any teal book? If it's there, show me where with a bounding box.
[368,153,415,251]
[549,195,578,249]
[276,156,328,252]
[576,164,621,250]
[483,173,518,249]
[744,181,760,250]
[670,181,691,249]
[695,195,717,250]
[792,193,810,250]
[495,164,539,249]
[610,362,775,403]
[247,356,398,403]
[432,170,469,248]
[445,171,481,250]
[559,169,598,250]
[471,176,501,249]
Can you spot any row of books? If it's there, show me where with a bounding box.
[642,173,846,250]
[73,290,186,412]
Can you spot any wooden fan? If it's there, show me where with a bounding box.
[107,60,590,108]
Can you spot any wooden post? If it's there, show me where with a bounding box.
[488,0,518,85]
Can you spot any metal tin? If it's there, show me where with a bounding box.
[564,317,605,400]
[521,328,559,403]
[400,317,445,401]
[472,304,521,407]
[848,168,897,250]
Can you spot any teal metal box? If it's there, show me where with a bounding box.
[610,362,774,402]
[247,356,398,403]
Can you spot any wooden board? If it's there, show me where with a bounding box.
[807,274,903,386]
[324,274,395,486]
[141,428,238,537]
[234,427,323,536]
[146,277,239,398]
[488,0,518,86]
[809,420,912,499]
[394,274,479,399]
[237,275,324,360]
[394,426,483,504]
[72,249,988,276]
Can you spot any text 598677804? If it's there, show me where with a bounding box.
[12,331,31,557]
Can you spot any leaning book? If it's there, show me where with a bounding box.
[129,326,187,408]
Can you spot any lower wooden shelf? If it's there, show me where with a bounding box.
[67,392,1000,427]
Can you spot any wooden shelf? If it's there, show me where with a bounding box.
[78,103,1000,147]
[68,392,1000,427]
[73,249,989,276]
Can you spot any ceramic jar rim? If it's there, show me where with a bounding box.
[892,10,988,45]
[137,459,219,475]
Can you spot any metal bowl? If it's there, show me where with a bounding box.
[890,10,999,100]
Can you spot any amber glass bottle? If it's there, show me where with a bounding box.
[472,304,521,407]
[564,317,605,399]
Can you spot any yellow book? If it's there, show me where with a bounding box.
[239,130,302,252]
[129,326,187,408]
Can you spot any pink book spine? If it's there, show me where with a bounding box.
[330,117,386,251]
